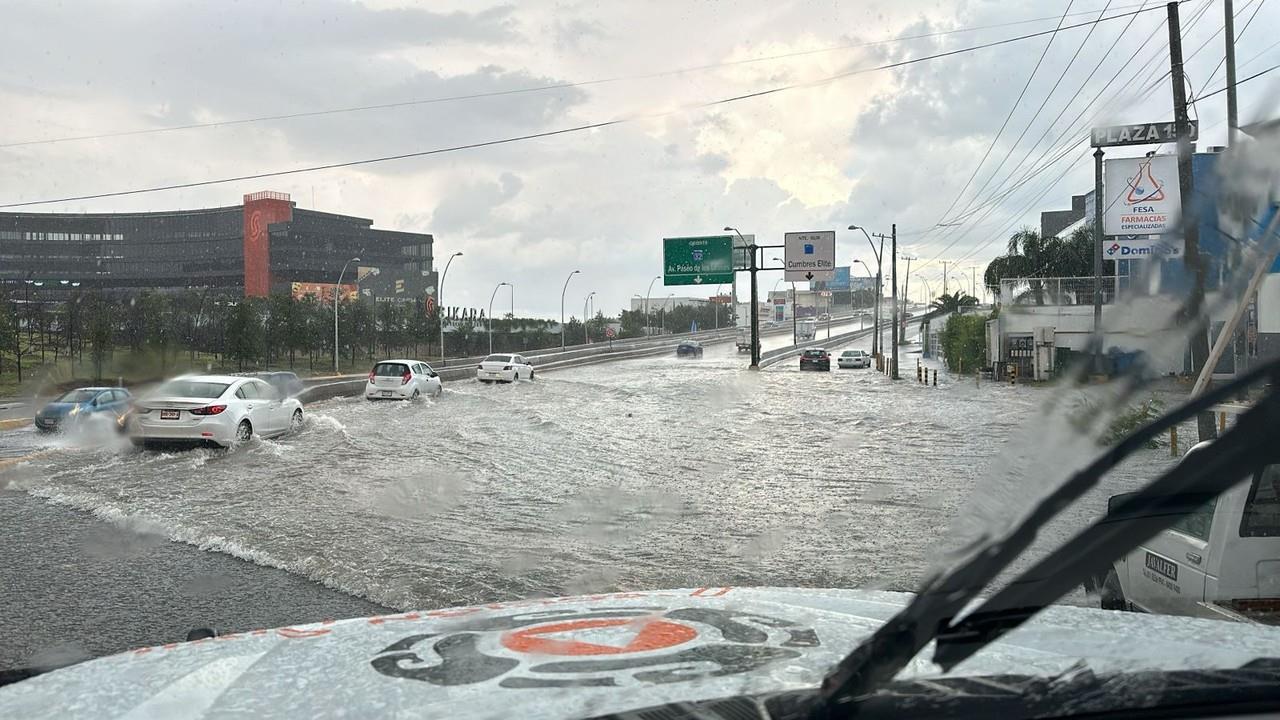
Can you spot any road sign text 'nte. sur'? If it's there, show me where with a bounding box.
[663,236,734,286]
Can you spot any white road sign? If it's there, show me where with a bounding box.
[1103,235,1184,260]
[1103,155,1181,235]
[783,231,836,282]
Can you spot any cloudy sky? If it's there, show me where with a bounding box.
[2,0,1278,317]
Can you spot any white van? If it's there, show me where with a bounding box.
[1093,445,1280,625]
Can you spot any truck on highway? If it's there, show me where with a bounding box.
[1089,440,1280,625]
[735,326,753,353]
[796,318,817,343]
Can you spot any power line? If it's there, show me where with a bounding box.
[1197,0,1269,96]
[928,2,1078,231]
[0,3,1174,209]
[939,0,1109,231]
[1195,60,1280,100]
[0,2,1157,151]
[909,4,1172,255]
[911,8,1170,263]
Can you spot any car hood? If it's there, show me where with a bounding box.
[2,586,1277,719]
[36,402,81,417]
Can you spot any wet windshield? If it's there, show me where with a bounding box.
[3,1,1280,718]
[372,364,408,376]
[154,381,229,399]
[53,390,99,404]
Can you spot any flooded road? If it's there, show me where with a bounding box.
[0,326,1184,663]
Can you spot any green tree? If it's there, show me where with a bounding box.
[938,313,987,374]
[224,300,264,371]
[930,291,979,314]
[984,225,1117,302]
[85,292,115,382]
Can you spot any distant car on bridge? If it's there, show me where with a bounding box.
[676,341,704,359]
[799,348,830,371]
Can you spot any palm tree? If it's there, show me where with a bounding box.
[930,291,979,314]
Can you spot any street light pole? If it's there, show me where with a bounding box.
[488,282,510,354]
[561,270,580,350]
[644,275,659,337]
[583,291,596,343]
[659,293,674,334]
[438,251,463,366]
[849,225,883,358]
[334,256,360,374]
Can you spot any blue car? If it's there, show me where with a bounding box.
[34,387,133,432]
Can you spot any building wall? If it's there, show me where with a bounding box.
[998,289,1242,375]
[1039,192,1089,239]
[0,193,432,300]
[242,191,293,297]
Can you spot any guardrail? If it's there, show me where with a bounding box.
[755,311,941,370]
[296,329,747,403]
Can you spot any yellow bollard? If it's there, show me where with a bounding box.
[1219,412,1227,432]
[932,369,937,386]
[1170,425,1179,457]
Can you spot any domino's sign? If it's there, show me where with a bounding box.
[1103,235,1184,259]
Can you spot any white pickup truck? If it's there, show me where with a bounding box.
[1092,443,1280,625]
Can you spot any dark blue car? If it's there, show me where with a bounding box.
[34,387,133,432]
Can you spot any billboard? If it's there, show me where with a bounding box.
[829,266,852,291]
[1103,235,1184,259]
[291,281,357,302]
[1103,155,1181,235]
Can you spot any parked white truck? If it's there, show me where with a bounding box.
[1090,441,1280,625]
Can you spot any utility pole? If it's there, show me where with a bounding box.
[1167,1,1216,441]
[1093,147,1105,375]
[971,267,977,302]
[941,260,949,297]
[890,224,899,379]
[1224,0,1239,144]
[749,245,760,368]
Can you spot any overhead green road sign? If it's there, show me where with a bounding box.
[663,235,734,285]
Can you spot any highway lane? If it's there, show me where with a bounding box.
[0,316,1182,669]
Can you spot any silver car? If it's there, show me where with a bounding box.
[128,375,304,449]
[365,360,443,400]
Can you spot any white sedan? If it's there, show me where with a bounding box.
[365,360,442,400]
[128,375,304,449]
[837,349,871,369]
[476,354,534,383]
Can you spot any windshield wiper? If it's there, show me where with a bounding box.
[813,357,1280,717]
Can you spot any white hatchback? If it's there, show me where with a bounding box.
[128,375,304,449]
[476,354,534,383]
[365,360,442,400]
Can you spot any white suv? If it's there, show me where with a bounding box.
[365,360,442,400]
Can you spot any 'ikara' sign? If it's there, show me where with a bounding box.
[783,231,836,282]
[1103,155,1182,235]
[1090,121,1197,148]
[663,235,734,285]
